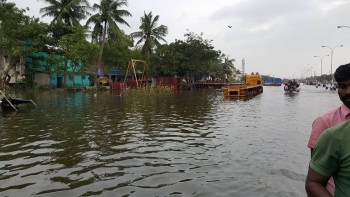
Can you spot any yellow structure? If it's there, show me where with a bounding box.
[245,75,262,85]
[96,76,111,86]
[223,74,263,98]
[124,59,149,87]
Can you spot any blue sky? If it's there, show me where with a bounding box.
[8,0,350,78]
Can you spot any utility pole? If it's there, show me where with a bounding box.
[242,58,245,75]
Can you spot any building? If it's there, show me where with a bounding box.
[25,51,91,88]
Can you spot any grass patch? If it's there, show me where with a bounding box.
[123,85,174,97]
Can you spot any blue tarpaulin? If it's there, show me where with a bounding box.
[111,67,122,76]
[273,78,282,83]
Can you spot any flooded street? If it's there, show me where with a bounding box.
[0,85,341,197]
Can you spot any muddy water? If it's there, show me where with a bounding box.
[0,85,340,196]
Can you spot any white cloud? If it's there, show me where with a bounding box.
[320,0,349,13]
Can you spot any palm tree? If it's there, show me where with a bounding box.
[130,11,168,58]
[223,56,236,80]
[39,0,91,26]
[224,56,235,70]
[86,0,131,69]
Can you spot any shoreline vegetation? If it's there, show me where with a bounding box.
[0,1,330,94]
[0,0,244,92]
[0,84,175,98]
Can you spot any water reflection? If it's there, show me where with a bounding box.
[0,86,341,196]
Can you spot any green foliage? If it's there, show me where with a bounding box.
[148,44,180,77]
[0,2,49,86]
[1,1,239,89]
[48,22,75,41]
[96,85,108,91]
[103,32,135,71]
[130,11,168,58]
[86,0,131,43]
[306,74,331,83]
[123,85,174,97]
[39,0,91,26]
[0,2,28,56]
[149,32,233,82]
[58,27,99,87]
[85,0,132,68]
[59,27,98,69]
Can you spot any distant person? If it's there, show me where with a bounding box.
[333,83,337,91]
[306,63,350,196]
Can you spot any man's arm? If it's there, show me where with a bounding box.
[308,117,328,149]
[305,167,332,197]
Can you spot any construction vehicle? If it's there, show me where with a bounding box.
[97,77,111,86]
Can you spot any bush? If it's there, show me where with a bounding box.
[123,85,174,96]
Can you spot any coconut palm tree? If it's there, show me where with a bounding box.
[223,56,236,80]
[86,0,131,68]
[130,11,168,58]
[39,0,91,26]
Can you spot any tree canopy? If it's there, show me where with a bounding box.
[130,11,168,58]
[86,0,132,69]
[0,1,241,88]
[39,0,91,26]
[0,1,49,85]
[149,32,235,82]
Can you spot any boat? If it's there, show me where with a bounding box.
[1,97,38,111]
[223,84,263,97]
[0,90,37,111]
[1,97,33,105]
[284,80,300,93]
[223,75,263,98]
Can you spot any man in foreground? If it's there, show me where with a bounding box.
[306,63,350,196]
[305,121,350,196]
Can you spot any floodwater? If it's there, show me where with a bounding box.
[0,85,341,197]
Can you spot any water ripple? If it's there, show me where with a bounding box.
[0,87,341,196]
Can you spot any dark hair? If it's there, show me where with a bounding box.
[334,63,350,82]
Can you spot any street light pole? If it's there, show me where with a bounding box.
[322,45,343,84]
[314,55,329,76]
[307,64,313,78]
